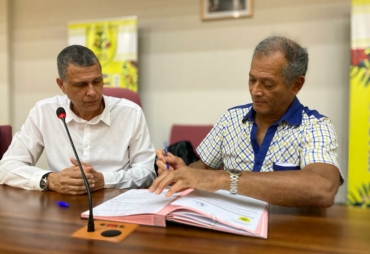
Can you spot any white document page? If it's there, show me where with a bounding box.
[170,212,254,235]
[170,189,267,231]
[82,189,180,216]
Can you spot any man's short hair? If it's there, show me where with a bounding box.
[253,36,309,86]
[57,45,100,81]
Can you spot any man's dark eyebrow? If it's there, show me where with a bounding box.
[93,76,103,81]
[261,77,275,82]
[248,74,274,82]
[73,81,86,86]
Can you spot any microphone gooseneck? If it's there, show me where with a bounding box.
[56,107,95,232]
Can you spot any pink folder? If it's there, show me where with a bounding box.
[81,189,268,238]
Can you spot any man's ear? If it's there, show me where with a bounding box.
[292,76,305,95]
[56,77,66,94]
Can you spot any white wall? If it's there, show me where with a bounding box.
[0,0,10,124]
[2,0,350,203]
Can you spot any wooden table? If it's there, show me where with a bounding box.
[0,185,369,254]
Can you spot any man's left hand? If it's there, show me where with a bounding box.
[70,158,105,192]
[149,167,225,197]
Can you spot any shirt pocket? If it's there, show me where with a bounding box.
[273,162,301,171]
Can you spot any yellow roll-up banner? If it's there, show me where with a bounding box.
[348,0,370,207]
[68,16,138,92]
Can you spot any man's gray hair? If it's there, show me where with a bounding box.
[253,36,308,86]
[57,45,100,81]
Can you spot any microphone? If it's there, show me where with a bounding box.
[56,107,95,232]
[242,115,248,124]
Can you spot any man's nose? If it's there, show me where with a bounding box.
[250,82,263,96]
[86,84,96,96]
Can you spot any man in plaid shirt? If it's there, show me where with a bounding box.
[151,36,342,207]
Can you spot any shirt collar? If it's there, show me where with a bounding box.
[65,96,111,126]
[244,97,303,126]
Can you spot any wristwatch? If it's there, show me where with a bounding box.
[40,173,51,191]
[226,168,242,194]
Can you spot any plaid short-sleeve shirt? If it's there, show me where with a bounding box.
[196,97,340,172]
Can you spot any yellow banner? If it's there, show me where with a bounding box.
[348,0,370,207]
[68,17,138,92]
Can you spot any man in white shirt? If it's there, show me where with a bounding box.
[0,45,156,195]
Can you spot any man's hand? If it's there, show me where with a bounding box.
[48,158,105,195]
[149,166,225,197]
[156,150,186,175]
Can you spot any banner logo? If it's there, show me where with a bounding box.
[87,25,117,67]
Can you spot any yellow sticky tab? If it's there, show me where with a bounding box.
[238,216,250,223]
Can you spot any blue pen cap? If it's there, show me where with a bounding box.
[56,201,70,208]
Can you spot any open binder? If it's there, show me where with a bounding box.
[81,189,268,238]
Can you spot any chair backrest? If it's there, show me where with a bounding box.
[103,87,142,107]
[169,124,213,154]
[0,125,12,159]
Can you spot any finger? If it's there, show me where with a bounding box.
[71,164,93,172]
[65,185,88,195]
[84,176,96,185]
[70,157,91,167]
[149,179,159,193]
[73,178,96,189]
[165,153,186,167]
[156,152,184,169]
[52,170,95,195]
[63,169,94,180]
[151,172,175,195]
[70,157,79,166]
[61,179,96,194]
[60,178,91,186]
[157,168,165,175]
[166,181,186,197]
[84,173,96,183]
[155,173,173,195]
[57,182,86,195]
[83,167,98,174]
[158,166,174,175]
[156,159,173,171]
[155,150,166,160]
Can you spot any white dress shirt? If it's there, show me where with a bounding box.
[0,95,156,190]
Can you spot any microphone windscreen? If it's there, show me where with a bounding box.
[56,107,66,119]
[242,116,247,124]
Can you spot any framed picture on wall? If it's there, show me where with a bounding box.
[201,0,253,21]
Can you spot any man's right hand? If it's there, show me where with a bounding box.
[47,158,96,195]
[156,150,186,175]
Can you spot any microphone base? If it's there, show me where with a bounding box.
[71,220,138,243]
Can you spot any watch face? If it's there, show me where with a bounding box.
[40,179,47,190]
[227,168,242,175]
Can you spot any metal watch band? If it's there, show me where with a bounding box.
[230,174,239,194]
